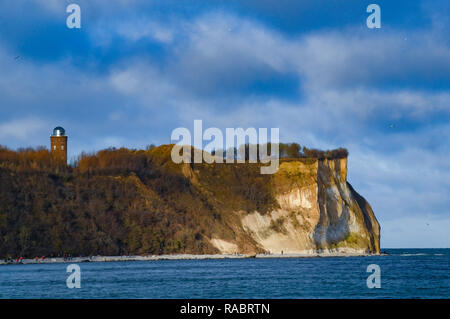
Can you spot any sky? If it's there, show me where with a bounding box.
[0,0,448,248]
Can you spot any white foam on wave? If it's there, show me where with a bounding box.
[400,253,428,256]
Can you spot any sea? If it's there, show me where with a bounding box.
[0,249,448,299]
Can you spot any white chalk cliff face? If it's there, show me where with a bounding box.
[208,158,380,254]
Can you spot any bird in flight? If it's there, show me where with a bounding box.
[14,56,20,60]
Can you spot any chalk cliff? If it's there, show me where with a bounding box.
[0,144,380,257]
[187,155,380,255]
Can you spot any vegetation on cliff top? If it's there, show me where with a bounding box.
[0,143,348,258]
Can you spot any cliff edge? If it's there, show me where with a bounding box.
[188,156,380,255]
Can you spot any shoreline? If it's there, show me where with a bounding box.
[0,252,385,265]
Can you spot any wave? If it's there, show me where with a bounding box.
[399,253,428,256]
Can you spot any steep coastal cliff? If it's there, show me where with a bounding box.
[188,155,380,255]
[0,145,380,258]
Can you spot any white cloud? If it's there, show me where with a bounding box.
[117,19,174,43]
[92,18,174,48]
[154,12,450,97]
[0,118,48,141]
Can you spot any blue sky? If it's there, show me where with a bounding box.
[0,0,449,248]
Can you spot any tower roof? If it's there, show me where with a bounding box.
[52,126,66,136]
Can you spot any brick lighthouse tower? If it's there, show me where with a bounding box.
[50,126,68,163]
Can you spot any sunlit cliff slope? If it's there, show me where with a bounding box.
[0,145,379,258]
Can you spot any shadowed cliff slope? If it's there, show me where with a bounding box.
[0,144,380,258]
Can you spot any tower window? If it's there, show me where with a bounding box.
[61,145,64,150]
[53,145,56,150]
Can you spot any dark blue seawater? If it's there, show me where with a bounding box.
[0,249,448,298]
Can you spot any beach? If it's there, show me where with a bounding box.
[1,251,383,265]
